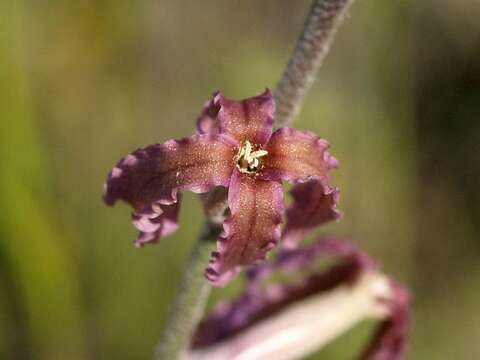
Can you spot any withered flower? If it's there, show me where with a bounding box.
[190,237,411,360]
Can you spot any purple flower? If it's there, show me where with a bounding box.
[189,237,411,360]
[104,90,339,285]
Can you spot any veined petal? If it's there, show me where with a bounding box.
[205,169,284,286]
[104,134,236,212]
[217,89,275,146]
[196,92,221,135]
[132,200,180,247]
[282,179,341,247]
[261,128,338,183]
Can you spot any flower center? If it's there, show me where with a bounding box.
[234,140,268,174]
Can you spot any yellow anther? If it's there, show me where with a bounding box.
[234,140,268,174]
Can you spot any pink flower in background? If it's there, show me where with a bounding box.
[190,237,411,360]
[104,90,339,285]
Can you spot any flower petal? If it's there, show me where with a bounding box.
[132,199,180,247]
[282,179,341,247]
[217,89,275,145]
[196,92,221,135]
[205,169,284,286]
[261,128,338,183]
[361,282,411,360]
[104,134,236,213]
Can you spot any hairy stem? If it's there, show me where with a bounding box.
[154,224,221,360]
[274,0,356,127]
[154,1,356,358]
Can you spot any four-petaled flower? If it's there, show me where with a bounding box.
[104,90,340,285]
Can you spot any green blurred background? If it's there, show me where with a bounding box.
[0,1,479,359]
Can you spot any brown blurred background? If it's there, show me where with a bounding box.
[0,1,479,359]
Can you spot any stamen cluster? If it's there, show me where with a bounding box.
[234,140,268,174]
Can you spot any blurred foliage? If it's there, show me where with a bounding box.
[0,0,478,359]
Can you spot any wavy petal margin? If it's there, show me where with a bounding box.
[196,92,221,135]
[205,169,284,286]
[217,89,275,146]
[104,134,236,212]
[261,127,338,183]
[282,179,341,247]
[104,134,236,243]
[132,199,180,247]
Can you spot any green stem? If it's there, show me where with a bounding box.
[154,224,220,360]
[274,0,356,127]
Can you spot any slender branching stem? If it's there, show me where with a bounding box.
[154,1,355,358]
[274,0,356,127]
